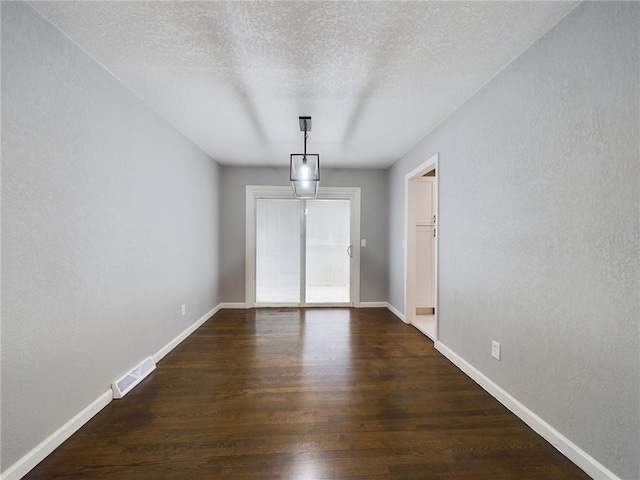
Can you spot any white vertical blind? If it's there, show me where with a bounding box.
[255,199,301,303]
[305,199,350,303]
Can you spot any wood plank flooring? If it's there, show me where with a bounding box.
[25,308,589,479]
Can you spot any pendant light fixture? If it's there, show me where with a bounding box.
[290,116,319,198]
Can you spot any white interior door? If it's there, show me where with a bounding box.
[415,225,435,308]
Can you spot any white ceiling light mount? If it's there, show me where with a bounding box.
[290,116,320,198]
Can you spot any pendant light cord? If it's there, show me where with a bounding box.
[303,125,308,161]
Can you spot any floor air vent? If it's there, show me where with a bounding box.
[112,356,156,399]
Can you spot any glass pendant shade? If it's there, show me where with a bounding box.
[291,179,319,198]
[290,154,319,198]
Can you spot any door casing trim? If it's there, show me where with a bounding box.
[404,154,439,341]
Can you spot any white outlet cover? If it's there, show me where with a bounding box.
[492,340,501,360]
[361,239,366,247]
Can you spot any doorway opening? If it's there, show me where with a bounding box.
[405,154,438,342]
[246,186,361,308]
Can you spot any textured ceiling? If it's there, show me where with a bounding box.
[30,1,577,168]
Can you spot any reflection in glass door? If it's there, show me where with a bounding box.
[254,198,351,305]
[305,200,351,303]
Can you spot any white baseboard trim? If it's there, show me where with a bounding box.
[1,390,112,480]
[435,341,619,480]
[218,302,247,309]
[153,304,219,364]
[1,304,223,480]
[385,302,406,322]
[359,302,388,308]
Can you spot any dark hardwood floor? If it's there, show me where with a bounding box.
[25,308,589,479]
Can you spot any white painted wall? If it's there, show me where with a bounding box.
[1,3,220,470]
[388,3,639,478]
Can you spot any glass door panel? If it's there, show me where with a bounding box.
[255,199,301,303]
[305,199,351,303]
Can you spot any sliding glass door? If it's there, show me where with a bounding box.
[305,199,350,303]
[255,199,301,303]
[253,195,354,306]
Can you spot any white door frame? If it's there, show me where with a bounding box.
[404,154,439,341]
[245,185,361,308]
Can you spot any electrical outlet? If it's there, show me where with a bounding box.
[361,239,367,247]
[491,340,501,360]
[181,304,186,316]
